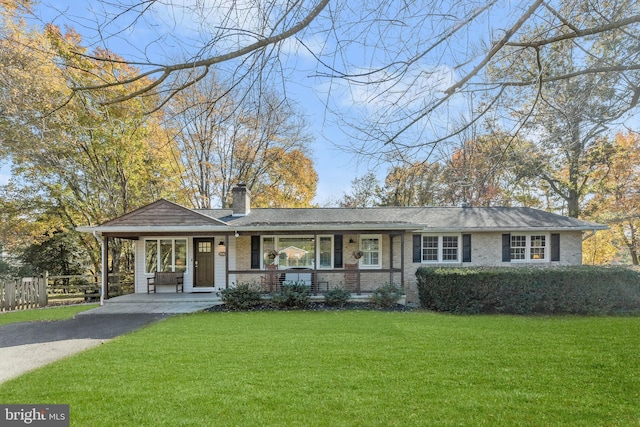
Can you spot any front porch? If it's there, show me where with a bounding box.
[87,289,384,314]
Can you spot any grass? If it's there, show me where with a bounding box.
[0,304,98,325]
[0,311,638,426]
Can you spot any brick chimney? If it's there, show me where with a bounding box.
[232,183,251,216]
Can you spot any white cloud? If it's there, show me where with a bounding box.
[346,64,454,112]
[280,35,325,63]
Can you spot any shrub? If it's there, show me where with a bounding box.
[416,266,640,315]
[220,283,262,310]
[271,282,311,309]
[370,283,403,308]
[324,286,352,307]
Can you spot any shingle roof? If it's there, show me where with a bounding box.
[81,199,605,233]
[195,206,605,232]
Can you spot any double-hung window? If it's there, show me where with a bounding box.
[145,238,187,273]
[359,234,382,268]
[421,235,460,263]
[317,235,334,269]
[510,234,547,261]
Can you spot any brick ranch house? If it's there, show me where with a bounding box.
[78,184,606,304]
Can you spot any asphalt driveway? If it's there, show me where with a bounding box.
[0,313,167,383]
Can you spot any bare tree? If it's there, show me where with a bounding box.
[20,0,640,157]
[166,71,312,208]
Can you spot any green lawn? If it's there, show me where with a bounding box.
[0,304,98,325]
[0,311,638,426]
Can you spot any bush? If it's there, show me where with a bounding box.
[220,283,262,310]
[370,283,403,308]
[324,286,352,307]
[416,266,640,315]
[271,282,311,309]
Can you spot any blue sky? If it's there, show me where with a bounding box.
[0,0,389,204]
[1,1,545,204]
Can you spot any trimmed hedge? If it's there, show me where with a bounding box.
[416,266,640,315]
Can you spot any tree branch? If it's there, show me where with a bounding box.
[72,0,331,105]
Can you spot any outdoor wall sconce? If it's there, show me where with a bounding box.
[349,238,355,244]
[217,240,226,257]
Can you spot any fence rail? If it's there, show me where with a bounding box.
[1,273,134,312]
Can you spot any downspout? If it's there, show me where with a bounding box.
[93,231,106,306]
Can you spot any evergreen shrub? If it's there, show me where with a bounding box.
[416,266,640,315]
[220,283,262,310]
[370,282,403,308]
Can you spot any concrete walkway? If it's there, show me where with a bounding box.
[78,292,223,315]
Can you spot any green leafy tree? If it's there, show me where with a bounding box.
[0,10,183,274]
[380,162,443,207]
[585,132,640,265]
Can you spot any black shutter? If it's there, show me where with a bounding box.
[334,235,343,268]
[250,235,260,269]
[502,234,511,262]
[462,234,472,262]
[413,235,422,262]
[551,233,560,261]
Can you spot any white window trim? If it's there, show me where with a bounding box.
[316,235,334,270]
[261,235,317,270]
[421,234,461,264]
[359,234,382,269]
[144,238,188,274]
[510,233,549,262]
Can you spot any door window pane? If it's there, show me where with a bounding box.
[198,241,212,253]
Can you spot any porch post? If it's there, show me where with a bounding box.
[101,235,109,304]
[102,236,109,299]
[400,233,405,291]
[389,233,394,284]
[313,233,318,295]
[224,234,229,289]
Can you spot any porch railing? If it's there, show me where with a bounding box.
[228,267,403,295]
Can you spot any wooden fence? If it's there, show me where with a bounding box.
[0,277,48,312]
[0,273,134,312]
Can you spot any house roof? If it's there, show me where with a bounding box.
[77,200,607,234]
